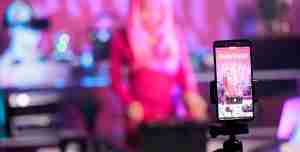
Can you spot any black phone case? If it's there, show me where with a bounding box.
[213,39,255,122]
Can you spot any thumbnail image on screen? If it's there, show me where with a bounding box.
[216,46,253,120]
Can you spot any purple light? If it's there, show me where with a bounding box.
[277,98,300,140]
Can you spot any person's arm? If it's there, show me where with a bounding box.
[110,30,143,124]
[177,40,208,121]
[110,30,134,106]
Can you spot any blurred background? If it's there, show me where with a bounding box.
[0,0,300,152]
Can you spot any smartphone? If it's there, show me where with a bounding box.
[213,40,254,121]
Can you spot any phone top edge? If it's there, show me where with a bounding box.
[213,39,252,48]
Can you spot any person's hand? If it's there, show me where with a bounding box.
[128,101,144,125]
[184,92,209,122]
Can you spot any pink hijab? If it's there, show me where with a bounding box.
[128,0,181,74]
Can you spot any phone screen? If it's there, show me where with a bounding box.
[215,46,253,120]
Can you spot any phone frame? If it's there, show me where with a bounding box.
[213,39,254,121]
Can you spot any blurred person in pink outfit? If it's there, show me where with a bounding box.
[223,71,237,97]
[110,0,208,141]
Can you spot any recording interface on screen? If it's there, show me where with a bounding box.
[216,46,253,120]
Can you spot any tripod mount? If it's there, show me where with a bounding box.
[209,80,258,152]
[210,122,248,152]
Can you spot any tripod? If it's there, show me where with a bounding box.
[209,81,257,152]
[210,122,248,152]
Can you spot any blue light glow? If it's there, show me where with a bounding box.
[80,76,110,87]
[80,51,94,69]
[0,91,7,138]
[54,79,66,88]
[96,30,111,42]
[6,0,33,26]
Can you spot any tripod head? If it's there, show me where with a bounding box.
[209,122,249,138]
